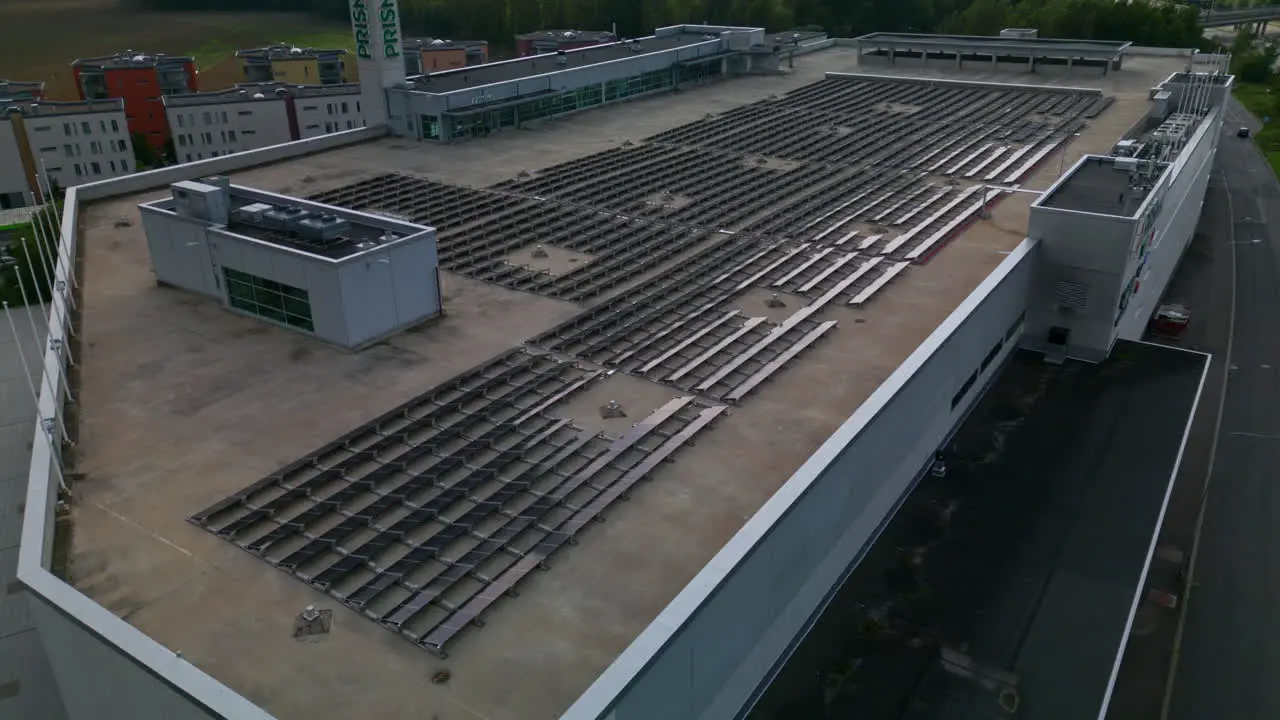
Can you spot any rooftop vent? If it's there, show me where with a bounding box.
[297,213,352,243]
[431,38,445,45]
[253,93,266,99]
[290,47,303,55]
[563,31,578,39]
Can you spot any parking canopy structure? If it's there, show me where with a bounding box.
[854,32,1132,74]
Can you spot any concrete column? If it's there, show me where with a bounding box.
[992,53,997,69]
[956,52,962,69]
[1028,54,1035,73]
[921,47,927,67]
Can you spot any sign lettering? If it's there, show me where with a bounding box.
[351,0,371,60]
[380,0,401,59]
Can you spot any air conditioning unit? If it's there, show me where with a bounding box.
[233,202,274,224]
[1114,157,1139,172]
[296,213,351,242]
[262,205,314,231]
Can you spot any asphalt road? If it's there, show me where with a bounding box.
[1169,100,1280,720]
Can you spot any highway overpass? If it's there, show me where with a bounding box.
[1201,6,1280,29]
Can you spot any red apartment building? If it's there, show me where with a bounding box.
[72,51,198,150]
[514,29,617,57]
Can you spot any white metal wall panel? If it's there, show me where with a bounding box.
[0,120,28,201]
[29,598,220,720]
[568,241,1037,720]
[0,625,66,720]
[338,253,399,345]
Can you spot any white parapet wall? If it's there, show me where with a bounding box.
[565,238,1037,720]
[16,124,385,720]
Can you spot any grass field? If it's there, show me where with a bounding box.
[1232,82,1280,177]
[0,0,355,98]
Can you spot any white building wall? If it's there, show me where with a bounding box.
[567,241,1036,720]
[22,110,133,190]
[1117,104,1222,338]
[167,100,292,164]
[0,308,67,720]
[294,93,366,139]
[207,230,348,344]
[0,120,29,207]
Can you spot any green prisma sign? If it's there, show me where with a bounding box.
[351,0,401,60]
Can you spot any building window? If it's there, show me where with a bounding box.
[186,153,193,162]
[178,135,186,146]
[327,103,335,115]
[121,159,128,172]
[950,371,977,411]
[63,144,74,156]
[223,268,315,332]
[221,111,228,123]
[63,122,72,136]
[81,121,91,134]
[243,129,256,135]
[324,121,333,133]
[341,101,348,113]
[32,125,51,133]
[73,164,82,177]
[90,161,101,175]
[177,114,185,127]
[303,105,317,111]
[110,159,117,172]
[117,139,128,152]
[356,101,361,113]
[228,130,237,141]
[238,110,253,116]
[39,146,57,152]
[203,111,211,124]
[346,120,353,129]
[100,119,107,132]
[111,119,119,132]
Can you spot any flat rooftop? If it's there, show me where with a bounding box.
[856,32,1131,57]
[407,38,489,51]
[516,29,616,42]
[1040,155,1170,217]
[164,82,361,108]
[72,51,192,69]
[753,340,1206,718]
[411,32,715,93]
[236,46,348,60]
[142,185,413,261]
[3,98,124,117]
[66,47,1189,720]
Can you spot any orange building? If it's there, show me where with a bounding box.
[403,38,489,75]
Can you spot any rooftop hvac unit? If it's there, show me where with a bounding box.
[296,213,351,242]
[1112,139,1145,157]
[233,202,274,224]
[1114,157,1139,172]
[201,175,230,190]
[262,205,315,231]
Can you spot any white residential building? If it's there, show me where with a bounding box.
[0,99,135,208]
[164,83,366,164]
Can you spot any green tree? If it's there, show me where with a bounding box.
[0,205,61,307]
[132,133,161,170]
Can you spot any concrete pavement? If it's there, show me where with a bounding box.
[1168,98,1280,720]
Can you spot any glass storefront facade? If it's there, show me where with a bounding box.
[223,267,315,332]
[431,59,725,141]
